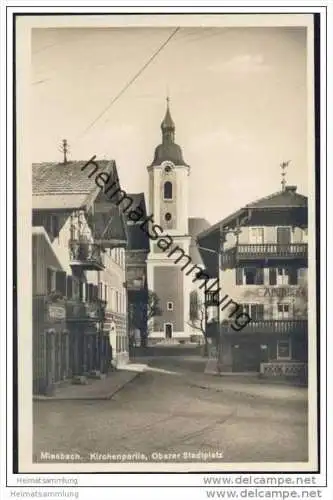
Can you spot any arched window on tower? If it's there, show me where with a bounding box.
[164,181,173,200]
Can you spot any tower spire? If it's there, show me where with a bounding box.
[161,97,175,143]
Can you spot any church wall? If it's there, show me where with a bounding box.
[153,266,184,334]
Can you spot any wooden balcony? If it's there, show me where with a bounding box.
[221,243,307,268]
[69,241,104,271]
[66,300,106,322]
[220,319,308,335]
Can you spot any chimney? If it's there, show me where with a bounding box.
[285,185,297,193]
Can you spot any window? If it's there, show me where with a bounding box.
[269,267,298,286]
[88,283,94,302]
[277,226,291,245]
[277,303,290,319]
[46,268,56,293]
[277,339,291,360]
[269,268,277,285]
[165,212,172,221]
[242,304,264,321]
[167,301,174,311]
[277,268,289,285]
[249,227,264,244]
[163,181,173,200]
[46,215,59,239]
[236,267,264,285]
[55,271,66,296]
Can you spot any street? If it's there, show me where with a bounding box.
[33,345,308,465]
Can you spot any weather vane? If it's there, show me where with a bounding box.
[280,160,291,191]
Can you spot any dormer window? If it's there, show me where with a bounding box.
[164,181,173,200]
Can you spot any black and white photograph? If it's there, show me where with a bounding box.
[12,11,321,476]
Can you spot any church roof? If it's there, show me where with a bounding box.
[161,100,175,130]
[150,99,188,167]
[151,142,187,167]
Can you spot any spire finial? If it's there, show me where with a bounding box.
[166,84,170,106]
[280,160,290,191]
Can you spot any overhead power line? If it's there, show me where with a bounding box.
[78,27,180,139]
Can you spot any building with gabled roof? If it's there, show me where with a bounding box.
[197,185,308,379]
[32,157,129,394]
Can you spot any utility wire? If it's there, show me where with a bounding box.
[77,27,180,139]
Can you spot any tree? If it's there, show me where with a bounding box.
[147,290,163,322]
[187,290,209,356]
[133,290,162,348]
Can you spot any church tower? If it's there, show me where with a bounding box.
[146,99,192,341]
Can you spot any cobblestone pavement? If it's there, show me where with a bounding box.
[33,351,308,466]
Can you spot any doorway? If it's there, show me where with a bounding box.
[164,323,173,339]
[232,341,262,372]
[277,227,291,245]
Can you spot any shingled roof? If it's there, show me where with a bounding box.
[32,160,116,210]
[245,186,307,209]
[125,193,147,217]
[125,193,150,251]
[197,186,308,241]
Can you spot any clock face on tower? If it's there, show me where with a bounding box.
[163,162,174,174]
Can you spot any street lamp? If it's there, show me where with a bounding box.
[196,245,220,359]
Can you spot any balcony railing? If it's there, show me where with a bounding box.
[220,319,308,335]
[221,243,307,268]
[66,300,106,322]
[69,240,104,271]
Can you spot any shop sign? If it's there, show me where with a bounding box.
[258,287,306,298]
[47,304,66,320]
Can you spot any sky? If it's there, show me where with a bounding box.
[31,25,308,225]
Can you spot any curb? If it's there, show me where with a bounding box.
[188,381,308,403]
[33,371,142,402]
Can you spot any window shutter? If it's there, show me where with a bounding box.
[56,271,66,295]
[255,267,264,285]
[235,268,242,285]
[288,268,298,285]
[258,304,264,320]
[67,276,73,299]
[47,268,53,293]
[269,268,277,285]
[53,216,59,238]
